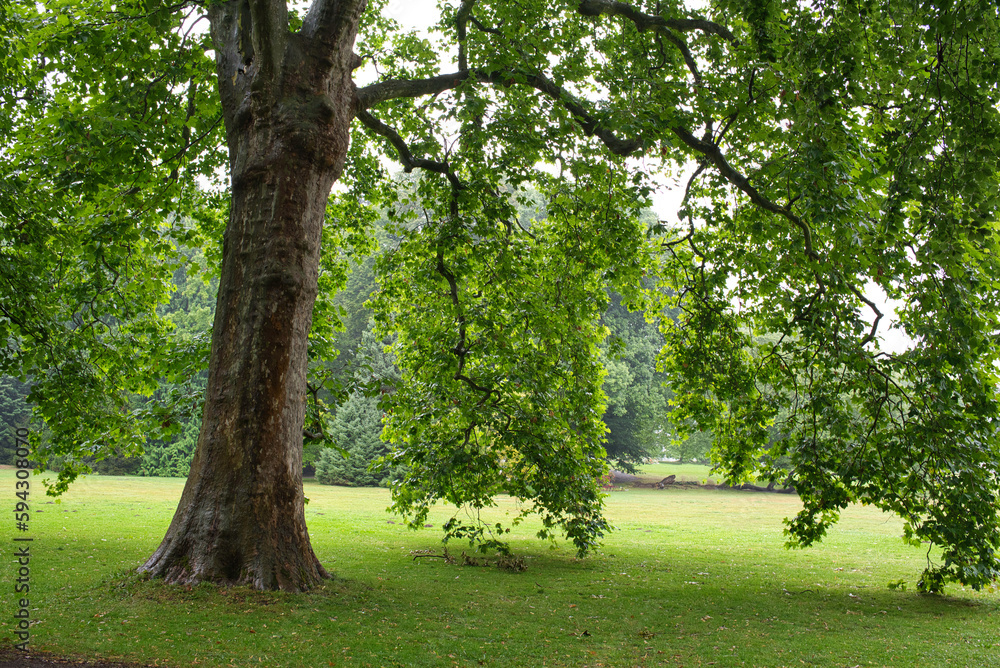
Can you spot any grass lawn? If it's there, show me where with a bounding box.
[632,463,719,485]
[2,470,998,667]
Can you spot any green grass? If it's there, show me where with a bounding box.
[2,470,998,667]
[632,462,719,484]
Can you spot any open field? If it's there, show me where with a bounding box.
[632,463,719,485]
[2,471,998,667]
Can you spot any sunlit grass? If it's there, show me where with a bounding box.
[2,471,997,667]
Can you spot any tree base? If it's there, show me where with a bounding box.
[140,526,331,592]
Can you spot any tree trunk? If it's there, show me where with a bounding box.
[140,0,365,591]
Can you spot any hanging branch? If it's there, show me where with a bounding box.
[355,109,466,191]
[670,125,819,260]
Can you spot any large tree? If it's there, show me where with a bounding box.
[2,0,998,592]
[600,290,673,471]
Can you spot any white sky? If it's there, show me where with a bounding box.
[382,0,442,31]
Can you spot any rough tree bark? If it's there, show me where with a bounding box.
[140,0,367,591]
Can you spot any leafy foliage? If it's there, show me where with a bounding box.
[0,375,30,464]
[600,291,673,471]
[661,426,713,464]
[0,0,226,492]
[316,321,401,487]
[315,393,384,486]
[140,419,199,478]
[652,0,1000,590]
[2,0,998,589]
[133,245,215,477]
[371,174,650,555]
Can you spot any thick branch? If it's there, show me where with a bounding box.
[577,0,737,43]
[456,0,477,72]
[436,249,494,398]
[658,27,702,82]
[671,125,817,259]
[248,0,289,80]
[357,70,642,156]
[506,70,643,155]
[208,2,250,143]
[356,72,470,108]
[301,0,370,51]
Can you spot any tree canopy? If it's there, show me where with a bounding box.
[1,0,998,591]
